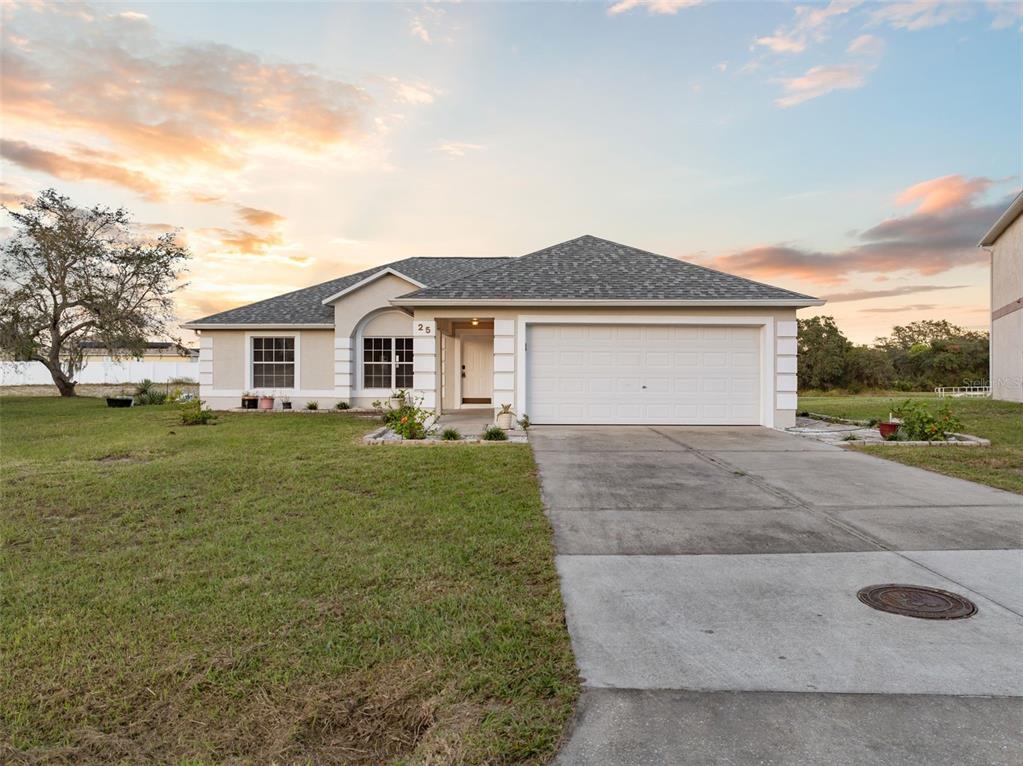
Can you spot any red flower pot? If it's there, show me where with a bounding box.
[258,396,275,411]
[878,422,899,439]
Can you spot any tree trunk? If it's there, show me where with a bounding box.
[42,360,77,397]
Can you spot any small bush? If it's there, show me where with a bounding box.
[482,425,508,441]
[517,414,531,430]
[894,399,963,441]
[305,401,319,410]
[133,380,169,406]
[335,401,351,410]
[375,390,431,440]
[180,399,217,426]
[441,428,461,441]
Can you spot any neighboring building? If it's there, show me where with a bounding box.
[181,235,823,426]
[80,341,199,362]
[980,193,1023,403]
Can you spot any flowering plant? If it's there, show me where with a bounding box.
[373,390,431,440]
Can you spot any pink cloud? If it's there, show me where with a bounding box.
[607,0,703,16]
[896,174,993,214]
[774,64,869,107]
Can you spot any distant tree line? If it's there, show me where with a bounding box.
[797,317,989,392]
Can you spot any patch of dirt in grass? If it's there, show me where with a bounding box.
[4,661,479,766]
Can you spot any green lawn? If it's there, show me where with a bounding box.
[798,393,1023,495]
[1,397,577,764]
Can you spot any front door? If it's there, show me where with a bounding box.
[461,337,493,404]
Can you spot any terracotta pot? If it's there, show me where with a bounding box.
[258,396,275,411]
[878,422,899,439]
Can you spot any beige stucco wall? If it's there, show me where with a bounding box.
[198,328,339,409]
[411,306,801,428]
[990,214,1023,402]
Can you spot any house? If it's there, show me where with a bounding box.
[80,341,199,362]
[181,236,823,427]
[979,193,1023,403]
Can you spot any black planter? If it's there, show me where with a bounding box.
[282,402,292,410]
[106,397,133,408]
[241,396,258,410]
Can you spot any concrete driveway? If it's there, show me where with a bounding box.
[531,426,1023,765]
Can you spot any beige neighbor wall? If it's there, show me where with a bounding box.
[332,273,418,409]
[410,306,800,428]
[990,215,1023,402]
[198,329,337,410]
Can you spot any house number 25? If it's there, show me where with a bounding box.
[416,323,432,334]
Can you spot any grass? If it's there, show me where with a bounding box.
[0,397,577,764]
[798,393,1023,495]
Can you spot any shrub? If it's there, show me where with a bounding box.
[441,428,461,441]
[335,401,351,410]
[180,399,217,426]
[374,390,431,440]
[133,379,168,406]
[305,401,319,410]
[517,414,531,430]
[482,425,508,441]
[893,400,963,441]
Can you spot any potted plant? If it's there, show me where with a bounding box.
[258,393,275,411]
[241,392,258,410]
[280,394,292,410]
[878,409,900,439]
[496,403,515,430]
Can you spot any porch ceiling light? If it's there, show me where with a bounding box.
[471,318,479,326]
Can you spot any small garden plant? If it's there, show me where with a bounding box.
[893,400,963,441]
[374,390,432,440]
[179,399,217,425]
[334,401,351,410]
[482,425,508,441]
[441,428,462,441]
[517,414,531,430]
[305,401,319,410]
[133,379,169,406]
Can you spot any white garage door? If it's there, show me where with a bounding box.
[526,324,761,425]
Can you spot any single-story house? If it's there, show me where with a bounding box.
[979,192,1023,403]
[181,235,823,427]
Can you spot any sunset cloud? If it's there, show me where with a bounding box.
[608,0,702,16]
[755,0,863,53]
[868,1,973,31]
[707,176,1006,284]
[774,64,869,107]
[1,2,371,198]
[433,141,485,158]
[0,139,165,200]
[896,174,993,213]
[821,284,968,302]
[235,206,285,228]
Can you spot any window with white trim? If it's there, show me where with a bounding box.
[363,337,413,389]
[252,337,295,388]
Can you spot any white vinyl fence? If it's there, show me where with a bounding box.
[1,359,199,386]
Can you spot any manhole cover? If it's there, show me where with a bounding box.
[857,584,977,620]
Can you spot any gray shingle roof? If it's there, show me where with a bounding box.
[398,236,818,303]
[184,257,514,326]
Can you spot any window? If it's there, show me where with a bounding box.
[363,336,413,389]
[252,336,295,389]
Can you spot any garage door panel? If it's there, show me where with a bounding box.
[527,324,762,425]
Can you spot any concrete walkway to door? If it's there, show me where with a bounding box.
[531,426,1023,765]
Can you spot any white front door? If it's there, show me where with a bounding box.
[461,337,494,403]
[526,324,761,425]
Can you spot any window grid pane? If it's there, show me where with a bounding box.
[251,337,295,389]
[362,336,414,389]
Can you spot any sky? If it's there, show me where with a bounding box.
[1,0,1020,344]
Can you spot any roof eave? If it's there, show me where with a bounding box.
[390,298,825,308]
[180,322,335,330]
[979,191,1023,246]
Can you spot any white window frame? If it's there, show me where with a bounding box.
[245,332,300,392]
[361,335,414,391]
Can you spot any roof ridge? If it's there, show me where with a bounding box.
[576,235,817,300]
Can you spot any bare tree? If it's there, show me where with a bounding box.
[0,189,190,396]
